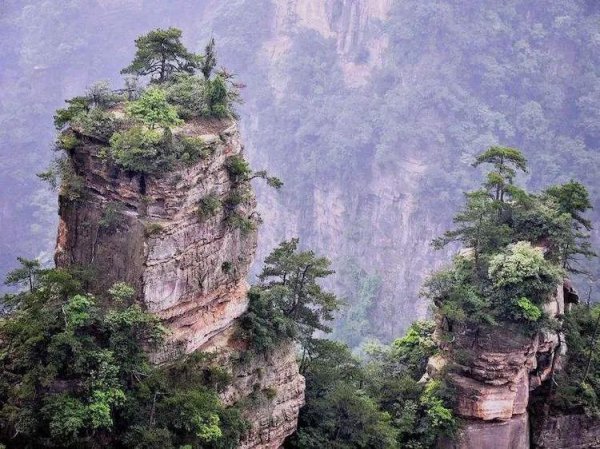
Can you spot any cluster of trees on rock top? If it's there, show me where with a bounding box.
[423,146,600,421]
[426,146,593,332]
[39,29,281,236]
[41,28,241,188]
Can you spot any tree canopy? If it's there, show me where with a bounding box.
[0,264,246,449]
[120,28,201,83]
[427,147,594,332]
[240,239,341,351]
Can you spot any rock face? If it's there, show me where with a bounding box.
[436,283,573,449]
[55,117,304,448]
[532,414,600,449]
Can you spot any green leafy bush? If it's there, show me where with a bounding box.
[54,96,90,130]
[531,304,600,417]
[197,194,222,221]
[226,212,255,235]
[38,157,85,202]
[71,108,118,142]
[174,135,211,165]
[165,75,209,118]
[512,297,542,322]
[108,126,166,174]
[225,155,252,182]
[57,131,80,151]
[127,87,182,129]
[0,265,246,449]
[428,148,591,332]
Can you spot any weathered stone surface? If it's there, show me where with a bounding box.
[451,369,529,421]
[434,283,572,448]
[533,414,600,449]
[440,413,530,449]
[55,117,304,448]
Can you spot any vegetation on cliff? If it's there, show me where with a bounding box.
[427,146,593,333]
[5,29,289,449]
[41,29,251,183]
[285,321,455,449]
[241,240,454,449]
[0,262,246,449]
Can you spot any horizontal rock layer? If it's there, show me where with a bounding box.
[55,117,304,448]
[436,283,573,449]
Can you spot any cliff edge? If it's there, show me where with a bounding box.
[54,115,304,449]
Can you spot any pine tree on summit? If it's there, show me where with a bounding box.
[121,28,201,83]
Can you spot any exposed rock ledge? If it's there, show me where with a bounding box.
[436,282,576,449]
[55,117,304,448]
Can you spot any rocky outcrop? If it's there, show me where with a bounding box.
[436,282,574,449]
[55,117,304,448]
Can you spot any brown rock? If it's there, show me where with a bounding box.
[533,414,600,449]
[440,414,530,449]
[55,117,304,448]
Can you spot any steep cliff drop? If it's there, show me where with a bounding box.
[54,116,304,449]
[433,281,599,449]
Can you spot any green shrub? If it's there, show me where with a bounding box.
[512,297,542,322]
[144,222,164,236]
[174,135,211,165]
[57,132,80,151]
[54,96,89,130]
[225,155,251,182]
[226,212,255,234]
[99,202,124,231]
[420,380,456,434]
[127,87,182,129]
[165,75,209,118]
[224,187,252,210]
[109,126,167,174]
[197,194,222,221]
[71,108,118,142]
[38,157,85,202]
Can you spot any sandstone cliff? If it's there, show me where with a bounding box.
[54,116,304,449]
[433,282,593,449]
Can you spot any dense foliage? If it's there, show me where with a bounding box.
[240,239,341,352]
[425,147,593,333]
[42,29,243,179]
[286,322,455,449]
[0,262,246,449]
[242,242,454,448]
[550,303,600,416]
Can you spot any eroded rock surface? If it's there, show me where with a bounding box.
[437,283,573,449]
[55,117,304,448]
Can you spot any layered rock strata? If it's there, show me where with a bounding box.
[436,282,575,449]
[55,117,304,448]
